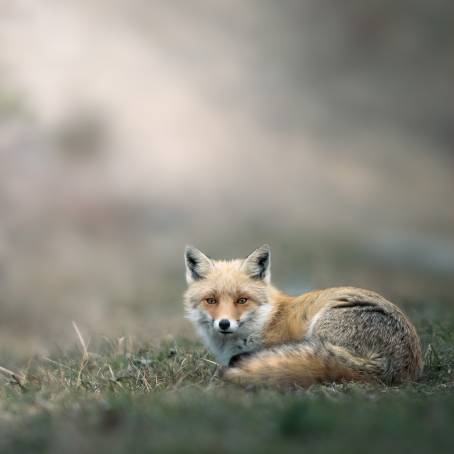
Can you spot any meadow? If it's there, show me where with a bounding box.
[1,1,454,453]
[1,299,453,454]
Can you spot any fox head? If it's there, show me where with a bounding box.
[183,245,272,338]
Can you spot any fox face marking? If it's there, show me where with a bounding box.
[183,245,272,364]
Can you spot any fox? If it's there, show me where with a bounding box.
[183,244,423,388]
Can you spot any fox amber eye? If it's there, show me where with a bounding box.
[206,298,217,305]
[237,297,248,304]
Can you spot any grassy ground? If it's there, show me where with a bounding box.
[0,300,453,454]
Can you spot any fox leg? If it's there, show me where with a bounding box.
[222,340,385,388]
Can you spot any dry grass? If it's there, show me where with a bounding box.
[0,300,453,453]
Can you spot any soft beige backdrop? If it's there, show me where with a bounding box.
[1,0,453,356]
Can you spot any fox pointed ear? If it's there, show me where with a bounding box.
[185,246,213,284]
[242,244,271,283]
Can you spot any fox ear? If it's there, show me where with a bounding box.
[242,244,271,283]
[185,246,213,284]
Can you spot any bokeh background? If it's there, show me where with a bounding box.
[1,0,453,357]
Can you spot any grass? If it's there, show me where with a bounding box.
[0,300,453,454]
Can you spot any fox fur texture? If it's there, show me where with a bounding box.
[183,244,423,388]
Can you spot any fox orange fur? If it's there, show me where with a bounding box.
[183,245,423,387]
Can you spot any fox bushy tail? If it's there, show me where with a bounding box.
[222,340,386,388]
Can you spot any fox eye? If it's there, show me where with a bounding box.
[206,298,217,305]
[237,297,248,304]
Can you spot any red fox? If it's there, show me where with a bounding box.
[183,245,423,387]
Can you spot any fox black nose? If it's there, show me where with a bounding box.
[219,319,230,331]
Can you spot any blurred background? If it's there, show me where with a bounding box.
[0,0,453,357]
